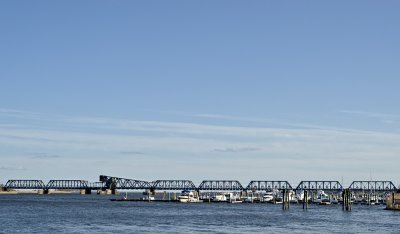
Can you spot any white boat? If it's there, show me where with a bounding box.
[227,193,242,203]
[314,190,331,205]
[263,192,274,203]
[142,195,155,201]
[178,190,201,203]
[331,196,339,204]
[242,196,258,203]
[213,193,228,202]
[288,190,298,203]
[212,192,241,203]
[274,196,283,204]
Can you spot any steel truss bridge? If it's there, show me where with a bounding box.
[3,176,398,193]
[246,181,292,191]
[349,181,396,192]
[296,181,343,192]
[198,180,244,191]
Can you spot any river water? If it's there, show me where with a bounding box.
[1,194,399,233]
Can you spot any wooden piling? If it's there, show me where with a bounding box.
[282,189,289,210]
[303,190,308,210]
[342,189,352,211]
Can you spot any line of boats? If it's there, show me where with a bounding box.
[175,189,386,205]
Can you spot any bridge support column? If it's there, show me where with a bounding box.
[38,189,49,195]
[80,189,92,195]
[97,189,118,195]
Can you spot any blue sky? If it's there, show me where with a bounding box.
[1,1,399,186]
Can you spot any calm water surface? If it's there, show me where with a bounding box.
[1,194,399,233]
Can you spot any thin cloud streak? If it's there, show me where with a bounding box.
[0,166,26,171]
[340,110,399,125]
[213,147,261,153]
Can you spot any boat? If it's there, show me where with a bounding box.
[142,195,155,201]
[288,190,298,204]
[273,189,283,204]
[263,191,274,203]
[212,193,228,202]
[242,195,258,203]
[331,196,339,204]
[212,192,242,203]
[227,193,242,203]
[314,190,331,205]
[178,190,201,203]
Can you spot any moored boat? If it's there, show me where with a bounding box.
[178,190,201,203]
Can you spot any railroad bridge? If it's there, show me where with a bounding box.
[3,176,398,195]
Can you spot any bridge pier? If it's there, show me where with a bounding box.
[38,189,49,195]
[97,189,118,195]
[80,189,92,195]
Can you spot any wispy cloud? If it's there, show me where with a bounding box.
[213,147,261,153]
[119,151,145,155]
[0,166,26,171]
[339,110,395,118]
[340,110,399,124]
[30,153,61,159]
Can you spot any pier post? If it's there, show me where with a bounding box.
[392,192,395,209]
[342,190,345,211]
[282,189,285,210]
[342,189,352,211]
[303,191,308,210]
[282,189,289,210]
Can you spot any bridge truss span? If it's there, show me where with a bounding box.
[46,180,89,190]
[5,180,46,189]
[151,180,197,191]
[99,175,152,190]
[349,181,397,192]
[198,180,243,191]
[295,181,343,192]
[246,181,293,191]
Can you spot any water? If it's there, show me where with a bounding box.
[1,194,400,233]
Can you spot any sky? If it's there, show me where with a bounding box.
[0,1,399,187]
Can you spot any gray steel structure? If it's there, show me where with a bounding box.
[295,181,343,191]
[198,180,244,191]
[3,176,398,193]
[349,181,397,192]
[46,180,89,190]
[151,180,197,191]
[99,175,151,190]
[246,181,292,191]
[5,180,46,189]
